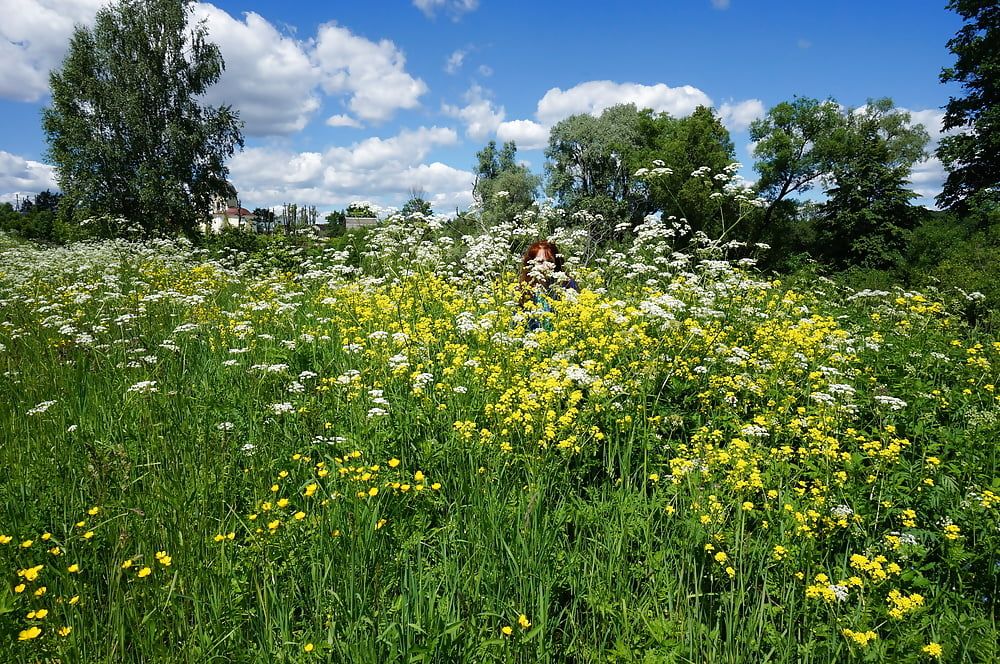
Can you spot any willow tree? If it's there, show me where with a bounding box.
[42,0,243,236]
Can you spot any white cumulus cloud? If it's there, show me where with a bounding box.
[227,126,471,210]
[711,0,731,9]
[193,4,321,136]
[313,22,428,123]
[535,81,713,126]
[442,85,505,140]
[445,48,467,74]
[0,0,106,102]
[326,114,363,128]
[718,99,765,132]
[412,0,479,20]
[0,150,58,201]
[496,120,550,150]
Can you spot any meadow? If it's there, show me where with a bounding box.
[0,201,998,662]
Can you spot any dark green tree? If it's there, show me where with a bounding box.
[937,0,1000,210]
[816,99,929,268]
[546,104,736,240]
[252,207,276,233]
[34,190,62,213]
[473,141,540,223]
[638,106,737,238]
[42,0,244,237]
[401,187,434,217]
[749,97,847,231]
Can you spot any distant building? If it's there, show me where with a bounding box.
[203,189,255,233]
[346,216,378,230]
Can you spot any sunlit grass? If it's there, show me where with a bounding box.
[0,223,997,662]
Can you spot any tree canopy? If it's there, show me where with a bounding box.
[545,104,736,241]
[936,0,1000,210]
[42,0,244,237]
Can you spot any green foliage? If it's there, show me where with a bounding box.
[473,141,540,227]
[346,203,377,218]
[816,99,929,269]
[750,97,847,233]
[401,197,434,217]
[937,0,1000,210]
[546,104,736,242]
[324,210,347,237]
[42,0,244,237]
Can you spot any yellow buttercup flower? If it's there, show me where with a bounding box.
[518,614,531,629]
[137,566,152,578]
[58,626,72,637]
[18,626,42,641]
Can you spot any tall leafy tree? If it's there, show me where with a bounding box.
[817,99,929,268]
[638,106,737,238]
[546,104,736,240]
[473,140,540,223]
[937,0,1000,210]
[749,97,846,230]
[42,0,244,236]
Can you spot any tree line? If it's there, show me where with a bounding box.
[2,0,996,300]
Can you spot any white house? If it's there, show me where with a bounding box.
[202,190,255,233]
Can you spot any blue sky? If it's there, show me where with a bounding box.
[0,0,965,214]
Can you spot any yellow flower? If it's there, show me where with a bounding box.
[34,586,47,597]
[82,531,94,540]
[137,567,152,578]
[21,539,33,548]
[518,614,531,629]
[501,625,513,636]
[41,532,51,541]
[14,583,26,593]
[67,563,80,573]
[375,519,387,530]
[431,482,442,491]
[270,484,280,492]
[19,564,44,581]
[18,626,42,641]
[214,534,227,542]
[58,626,72,637]
[414,470,425,482]
[30,608,49,619]
[158,555,172,567]
[293,511,306,520]
[368,486,379,497]
[304,483,318,497]
[714,551,728,564]
[304,643,314,653]
[121,559,133,569]
[648,473,660,483]
[276,498,290,508]
[388,458,400,468]
[922,643,942,658]
[88,506,101,515]
[268,520,280,531]
[49,546,61,556]
[68,595,79,605]
[0,534,11,544]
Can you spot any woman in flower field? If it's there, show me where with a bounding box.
[517,240,577,330]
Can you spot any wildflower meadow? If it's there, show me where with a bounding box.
[1,188,998,662]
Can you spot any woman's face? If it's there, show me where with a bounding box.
[526,248,556,281]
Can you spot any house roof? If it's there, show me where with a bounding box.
[214,206,253,217]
